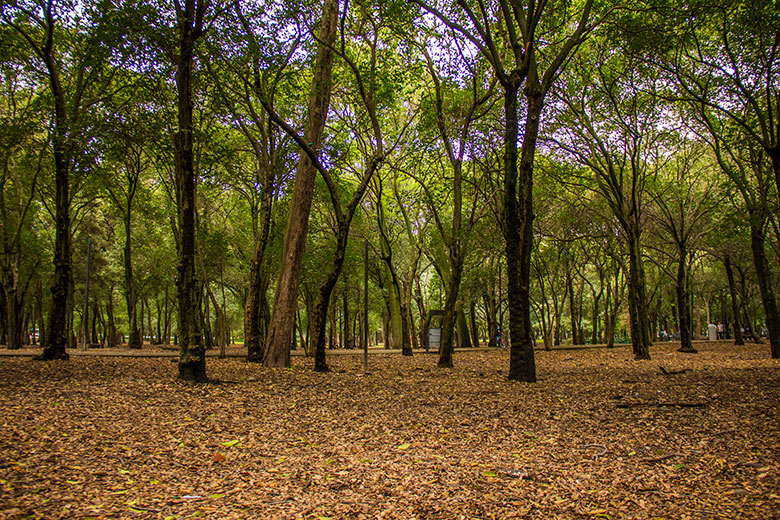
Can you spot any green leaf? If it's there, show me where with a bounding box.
[482,470,498,477]
[128,507,145,514]
[673,464,685,470]
[208,493,223,499]
[397,443,410,450]
[221,439,239,447]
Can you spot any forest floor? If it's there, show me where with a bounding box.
[0,342,778,520]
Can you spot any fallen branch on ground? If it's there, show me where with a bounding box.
[616,401,705,409]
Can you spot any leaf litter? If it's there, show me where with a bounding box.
[0,341,778,519]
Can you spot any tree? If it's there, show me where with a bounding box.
[647,140,718,353]
[550,43,667,359]
[173,0,208,381]
[411,0,597,381]
[3,0,121,359]
[0,60,46,350]
[416,36,496,367]
[264,0,339,368]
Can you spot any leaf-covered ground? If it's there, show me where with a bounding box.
[1,342,778,520]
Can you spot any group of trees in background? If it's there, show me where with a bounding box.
[1,0,778,382]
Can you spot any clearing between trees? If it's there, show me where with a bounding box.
[1,343,778,519]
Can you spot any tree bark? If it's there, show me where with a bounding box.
[39,15,71,361]
[626,233,652,359]
[264,0,338,367]
[124,203,141,349]
[723,255,744,345]
[175,0,207,382]
[748,218,780,357]
[676,247,696,353]
[506,82,540,382]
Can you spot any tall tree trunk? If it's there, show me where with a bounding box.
[676,246,696,353]
[311,224,352,372]
[124,193,141,349]
[749,218,780,357]
[505,81,539,382]
[175,0,207,382]
[264,0,338,367]
[626,233,651,359]
[41,52,71,361]
[469,302,480,348]
[244,165,273,362]
[438,260,461,367]
[567,272,579,345]
[724,255,744,345]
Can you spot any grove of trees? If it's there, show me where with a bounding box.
[1,0,778,381]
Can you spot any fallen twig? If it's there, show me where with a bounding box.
[638,453,682,463]
[580,444,608,459]
[616,402,705,409]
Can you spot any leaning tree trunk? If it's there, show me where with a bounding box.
[469,302,480,348]
[749,219,780,358]
[264,0,338,368]
[311,224,351,372]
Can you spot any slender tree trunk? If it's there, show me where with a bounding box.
[469,302,480,348]
[567,272,579,345]
[343,281,351,348]
[264,0,338,367]
[676,246,696,353]
[626,233,651,359]
[311,225,351,372]
[724,255,744,345]
[41,77,71,360]
[749,219,780,357]
[244,168,273,362]
[438,254,461,367]
[124,196,141,349]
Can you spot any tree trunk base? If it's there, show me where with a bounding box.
[677,346,698,353]
[34,351,69,361]
[633,353,651,360]
[178,361,207,383]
